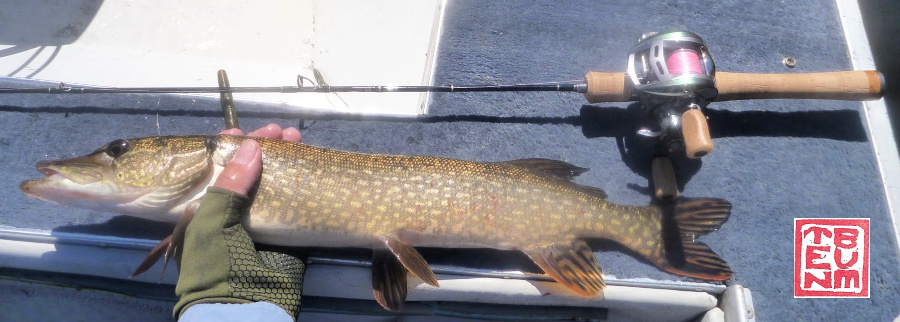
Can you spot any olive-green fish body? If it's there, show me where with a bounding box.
[20,135,733,309]
[245,137,646,249]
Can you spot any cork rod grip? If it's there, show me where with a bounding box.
[714,71,883,101]
[583,72,632,103]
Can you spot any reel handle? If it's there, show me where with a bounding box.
[714,71,883,101]
[681,108,714,159]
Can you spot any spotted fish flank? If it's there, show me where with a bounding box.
[20,135,733,311]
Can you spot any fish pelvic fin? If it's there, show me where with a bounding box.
[524,239,605,297]
[372,249,408,312]
[381,235,440,287]
[660,198,733,281]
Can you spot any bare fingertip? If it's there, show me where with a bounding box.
[214,139,262,195]
[219,128,243,136]
[283,127,302,142]
[233,139,261,165]
[249,124,284,139]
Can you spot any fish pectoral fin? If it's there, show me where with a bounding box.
[372,249,408,312]
[381,235,440,287]
[129,201,199,280]
[524,239,605,297]
[130,234,172,278]
[164,201,199,273]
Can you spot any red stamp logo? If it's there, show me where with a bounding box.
[794,218,869,298]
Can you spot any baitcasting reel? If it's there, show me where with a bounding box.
[627,31,718,160]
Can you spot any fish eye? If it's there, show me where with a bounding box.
[106,139,130,158]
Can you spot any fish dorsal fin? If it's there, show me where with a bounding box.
[382,236,440,287]
[524,239,605,297]
[571,184,608,200]
[371,249,408,311]
[499,159,607,199]
[498,158,589,181]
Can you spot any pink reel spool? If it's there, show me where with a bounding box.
[666,49,702,75]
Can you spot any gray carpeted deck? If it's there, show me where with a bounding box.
[1,1,898,320]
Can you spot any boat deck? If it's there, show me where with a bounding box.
[1,1,898,321]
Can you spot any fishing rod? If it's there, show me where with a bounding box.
[0,31,881,103]
[1,31,883,199]
[0,78,588,95]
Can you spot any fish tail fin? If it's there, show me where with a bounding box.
[658,198,733,281]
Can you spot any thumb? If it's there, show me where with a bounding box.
[214,139,262,195]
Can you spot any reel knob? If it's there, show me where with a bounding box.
[681,107,714,159]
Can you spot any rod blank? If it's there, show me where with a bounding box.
[0,83,585,95]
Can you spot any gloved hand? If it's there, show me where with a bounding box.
[173,125,306,320]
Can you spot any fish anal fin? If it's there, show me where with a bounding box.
[498,158,589,181]
[659,198,733,281]
[382,236,439,287]
[524,239,605,297]
[372,249,407,311]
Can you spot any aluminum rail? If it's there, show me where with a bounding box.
[0,225,725,294]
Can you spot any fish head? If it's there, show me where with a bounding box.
[20,136,218,219]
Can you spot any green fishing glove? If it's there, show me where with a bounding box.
[173,187,305,319]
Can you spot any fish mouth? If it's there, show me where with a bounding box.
[20,175,65,203]
[36,163,61,178]
[34,160,103,185]
[36,160,68,179]
[20,160,105,203]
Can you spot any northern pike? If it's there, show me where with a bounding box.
[20,135,733,310]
